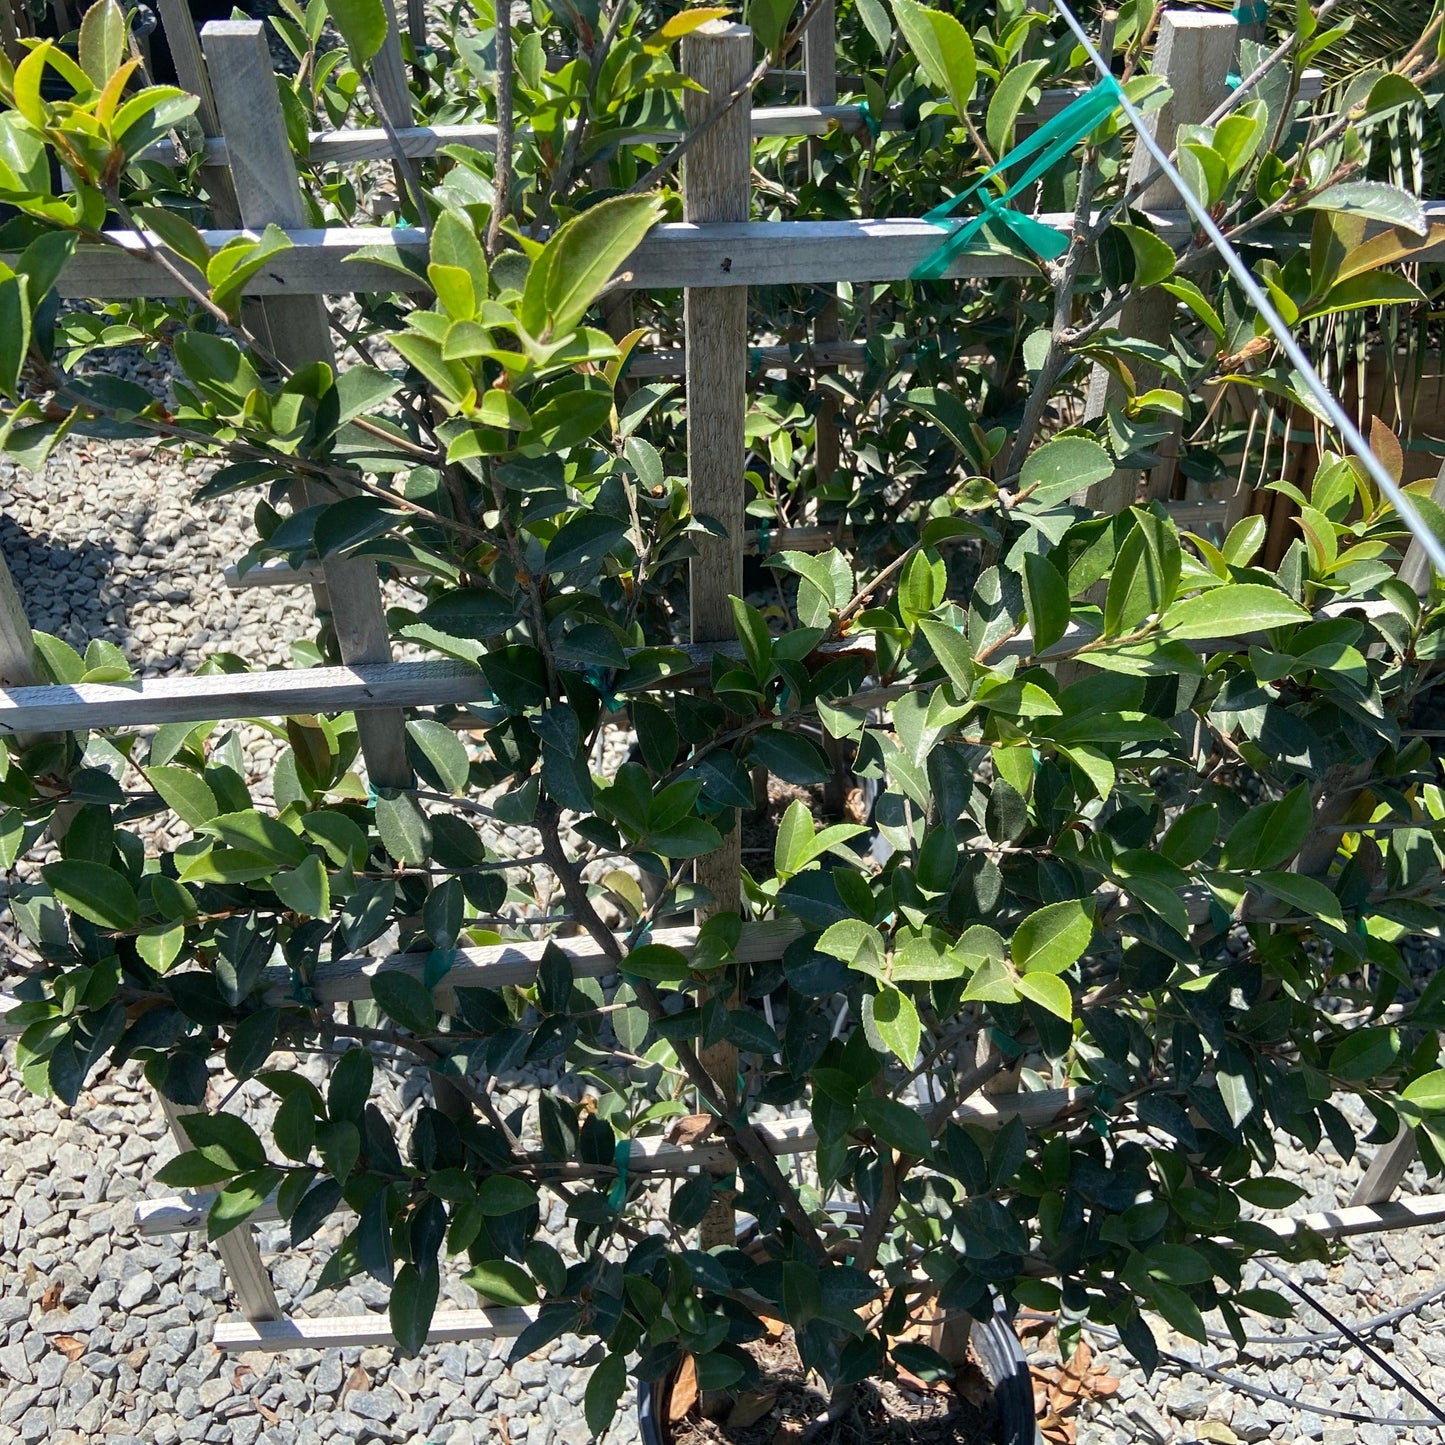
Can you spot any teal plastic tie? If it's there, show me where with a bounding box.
[1226,71,1242,89]
[857,99,883,140]
[1232,1,1269,23]
[912,76,1123,280]
[756,518,771,558]
[606,1137,631,1212]
[583,665,625,713]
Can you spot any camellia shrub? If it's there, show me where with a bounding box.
[4,0,1445,1435]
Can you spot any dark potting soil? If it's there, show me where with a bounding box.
[668,1329,999,1445]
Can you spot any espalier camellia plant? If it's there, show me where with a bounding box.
[6,0,1445,1437]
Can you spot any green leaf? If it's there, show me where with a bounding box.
[1149,1280,1208,1343]
[1018,436,1113,508]
[1015,971,1072,1020]
[372,971,438,1036]
[463,1258,537,1307]
[584,1351,627,1438]
[476,1174,538,1216]
[1022,551,1070,653]
[327,0,389,65]
[391,1261,440,1355]
[137,923,184,974]
[209,1168,282,1241]
[155,1150,235,1187]
[274,1090,317,1162]
[1303,181,1427,237]
[375,790,432,866]
[0,273,29,402]
[892,0,976,116]
[545,513,628,575]
[180,1111,267,1172]
[328,1047,373,1121]
[987,59,1050,157]
[621,943,691,983]
[1252,871,1345,930]
[1233,1177,1306,1209]
[1011,899,1093,976]
[78,0,126,84]
[867,987,920,1065]
[1402,1069,1445,1112]
[818,919,887,977]
[42,860,139,931]
[1159,584,1310,640]
[1330,1027,1399,1083]
[406,719,471,794]
[147,765,219,828]
[1159,803,1216,867]
[917,618,974,693]
[272,854,330,918]
[316,1119,361,1181]
[857,1096,931,1158]
[1117,223,1176,289]
[536,194,665,337]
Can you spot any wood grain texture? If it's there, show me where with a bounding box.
[0,659,487,733]
[202,21,411,790]
[1349,1126,1419,1208]
[682,25,753,1245]
[1080,12,1237,515]
[160,1097,280,1321]
[372,0,416,128]
[39,208,1322,300]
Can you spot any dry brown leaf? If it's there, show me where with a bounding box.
[758,1313,787,1341]
[339,1364,369,1404]
[727,1392,777,1429]
[39,1283,63,1312]
[669,1355,699,1423]
[254,1402,280,1427]
[666,1113,719,1148]
[51,1335,85,1363]
[771,1423,804,1445]
[497,1417,513,1445]
[232,1364,256,1391]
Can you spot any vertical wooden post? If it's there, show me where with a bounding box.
[0,551,37,689]
[202,21,412,792]
[684,19,752,1247]
[1080,11,1236,515]
[804,0,841,497]
[161,1097,281,1321]
[374,0,417,128]
[406,0,428,52]
[0,0,21,67]
[153,0,242,228]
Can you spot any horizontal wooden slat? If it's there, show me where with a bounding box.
[42,213,1194,301]
[259,917,803,1009]
[139,1088,1086,1238]
[210,1185,1441,1354]
[0,659,487,734]
[214,1306,539,1352]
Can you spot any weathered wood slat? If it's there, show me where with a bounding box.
[138,1089,1085,1239]
[207,1186,1445,1352]
[259,918,803,1010]
[36,213,1191,301]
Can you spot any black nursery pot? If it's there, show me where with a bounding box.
[636,1292,1042,1445]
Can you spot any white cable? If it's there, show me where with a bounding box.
[1050,0,1445,580]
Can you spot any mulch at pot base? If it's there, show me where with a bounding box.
[669,1329,998,1445]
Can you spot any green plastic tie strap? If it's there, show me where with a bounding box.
[912,76,1122,281]
[857,98,883,140]
[583,665,626,713]
[606,1137,631,1212]
[1232,1,1269,24]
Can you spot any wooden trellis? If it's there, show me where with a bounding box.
[0,4,1439,1359]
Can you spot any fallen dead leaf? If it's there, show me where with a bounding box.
[666,1113,719,1148]
[727,1392,777,1429]
[254,1402,280,1428]
[39,1283,63,1312]
[758,1313,787,1341]
[339,1364,369,1404]
[232,1364,256,1391]
[51,1335,85,1363]
[669,1355,699,1423]
[497,1414,513,1445]
[1030,1339,1120,1444]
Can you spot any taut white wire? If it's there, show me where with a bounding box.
[1051,0,1445,580]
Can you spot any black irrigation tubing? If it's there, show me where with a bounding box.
[1201,1280,1445,1348]
[1258,1259,1445,1427]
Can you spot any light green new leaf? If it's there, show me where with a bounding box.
[1018,436,1113,508]
[818,919,887,977]
[79,0,126,85]
[867,987,921,1065]
[327,0,389,66]
[463,1258,537,1307]
[536,194,665,338]
[1010,899,1093,975]
[1402,1069,1445,1112]
[892,0,976,116]
[1015,971,1073,1021]
[1158,584,1309,640]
